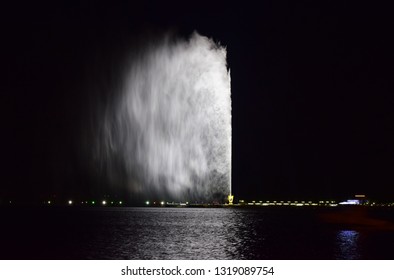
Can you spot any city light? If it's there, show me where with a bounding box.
[13,196,393,208]
[59,197,394,208]
[339,199,360,205]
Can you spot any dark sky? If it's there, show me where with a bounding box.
[1,1,393,203]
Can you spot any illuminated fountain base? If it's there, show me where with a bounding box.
[228,194,234,205]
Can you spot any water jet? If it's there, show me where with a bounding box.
[92,32,232,202]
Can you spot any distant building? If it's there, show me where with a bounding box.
[339,194,367,205]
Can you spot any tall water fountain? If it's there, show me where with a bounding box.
[93,32,232,202]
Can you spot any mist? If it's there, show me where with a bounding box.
[88,32,231,202]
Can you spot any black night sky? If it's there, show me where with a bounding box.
[2,1,394,204]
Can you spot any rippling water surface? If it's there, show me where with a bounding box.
[2,207,394,259]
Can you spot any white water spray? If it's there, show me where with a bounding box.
[96,32,231,201]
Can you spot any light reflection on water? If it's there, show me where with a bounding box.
[83,207,323,259]
[335,230,360,260]
[4,207,394,259]
[105,208,260,259]
[81,208,374,259]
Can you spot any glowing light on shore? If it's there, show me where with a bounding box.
[339,199,360,205]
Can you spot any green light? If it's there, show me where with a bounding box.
[146,201,150,205]
[119,201,123,205]
[92,201,95,205]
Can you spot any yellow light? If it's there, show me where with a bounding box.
[48,201,51,204]
[228,194,234,205]
[102,200,107,205]
[68,200,72,205]
[160,201,165,205]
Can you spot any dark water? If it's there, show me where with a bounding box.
[1,207,394,259]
